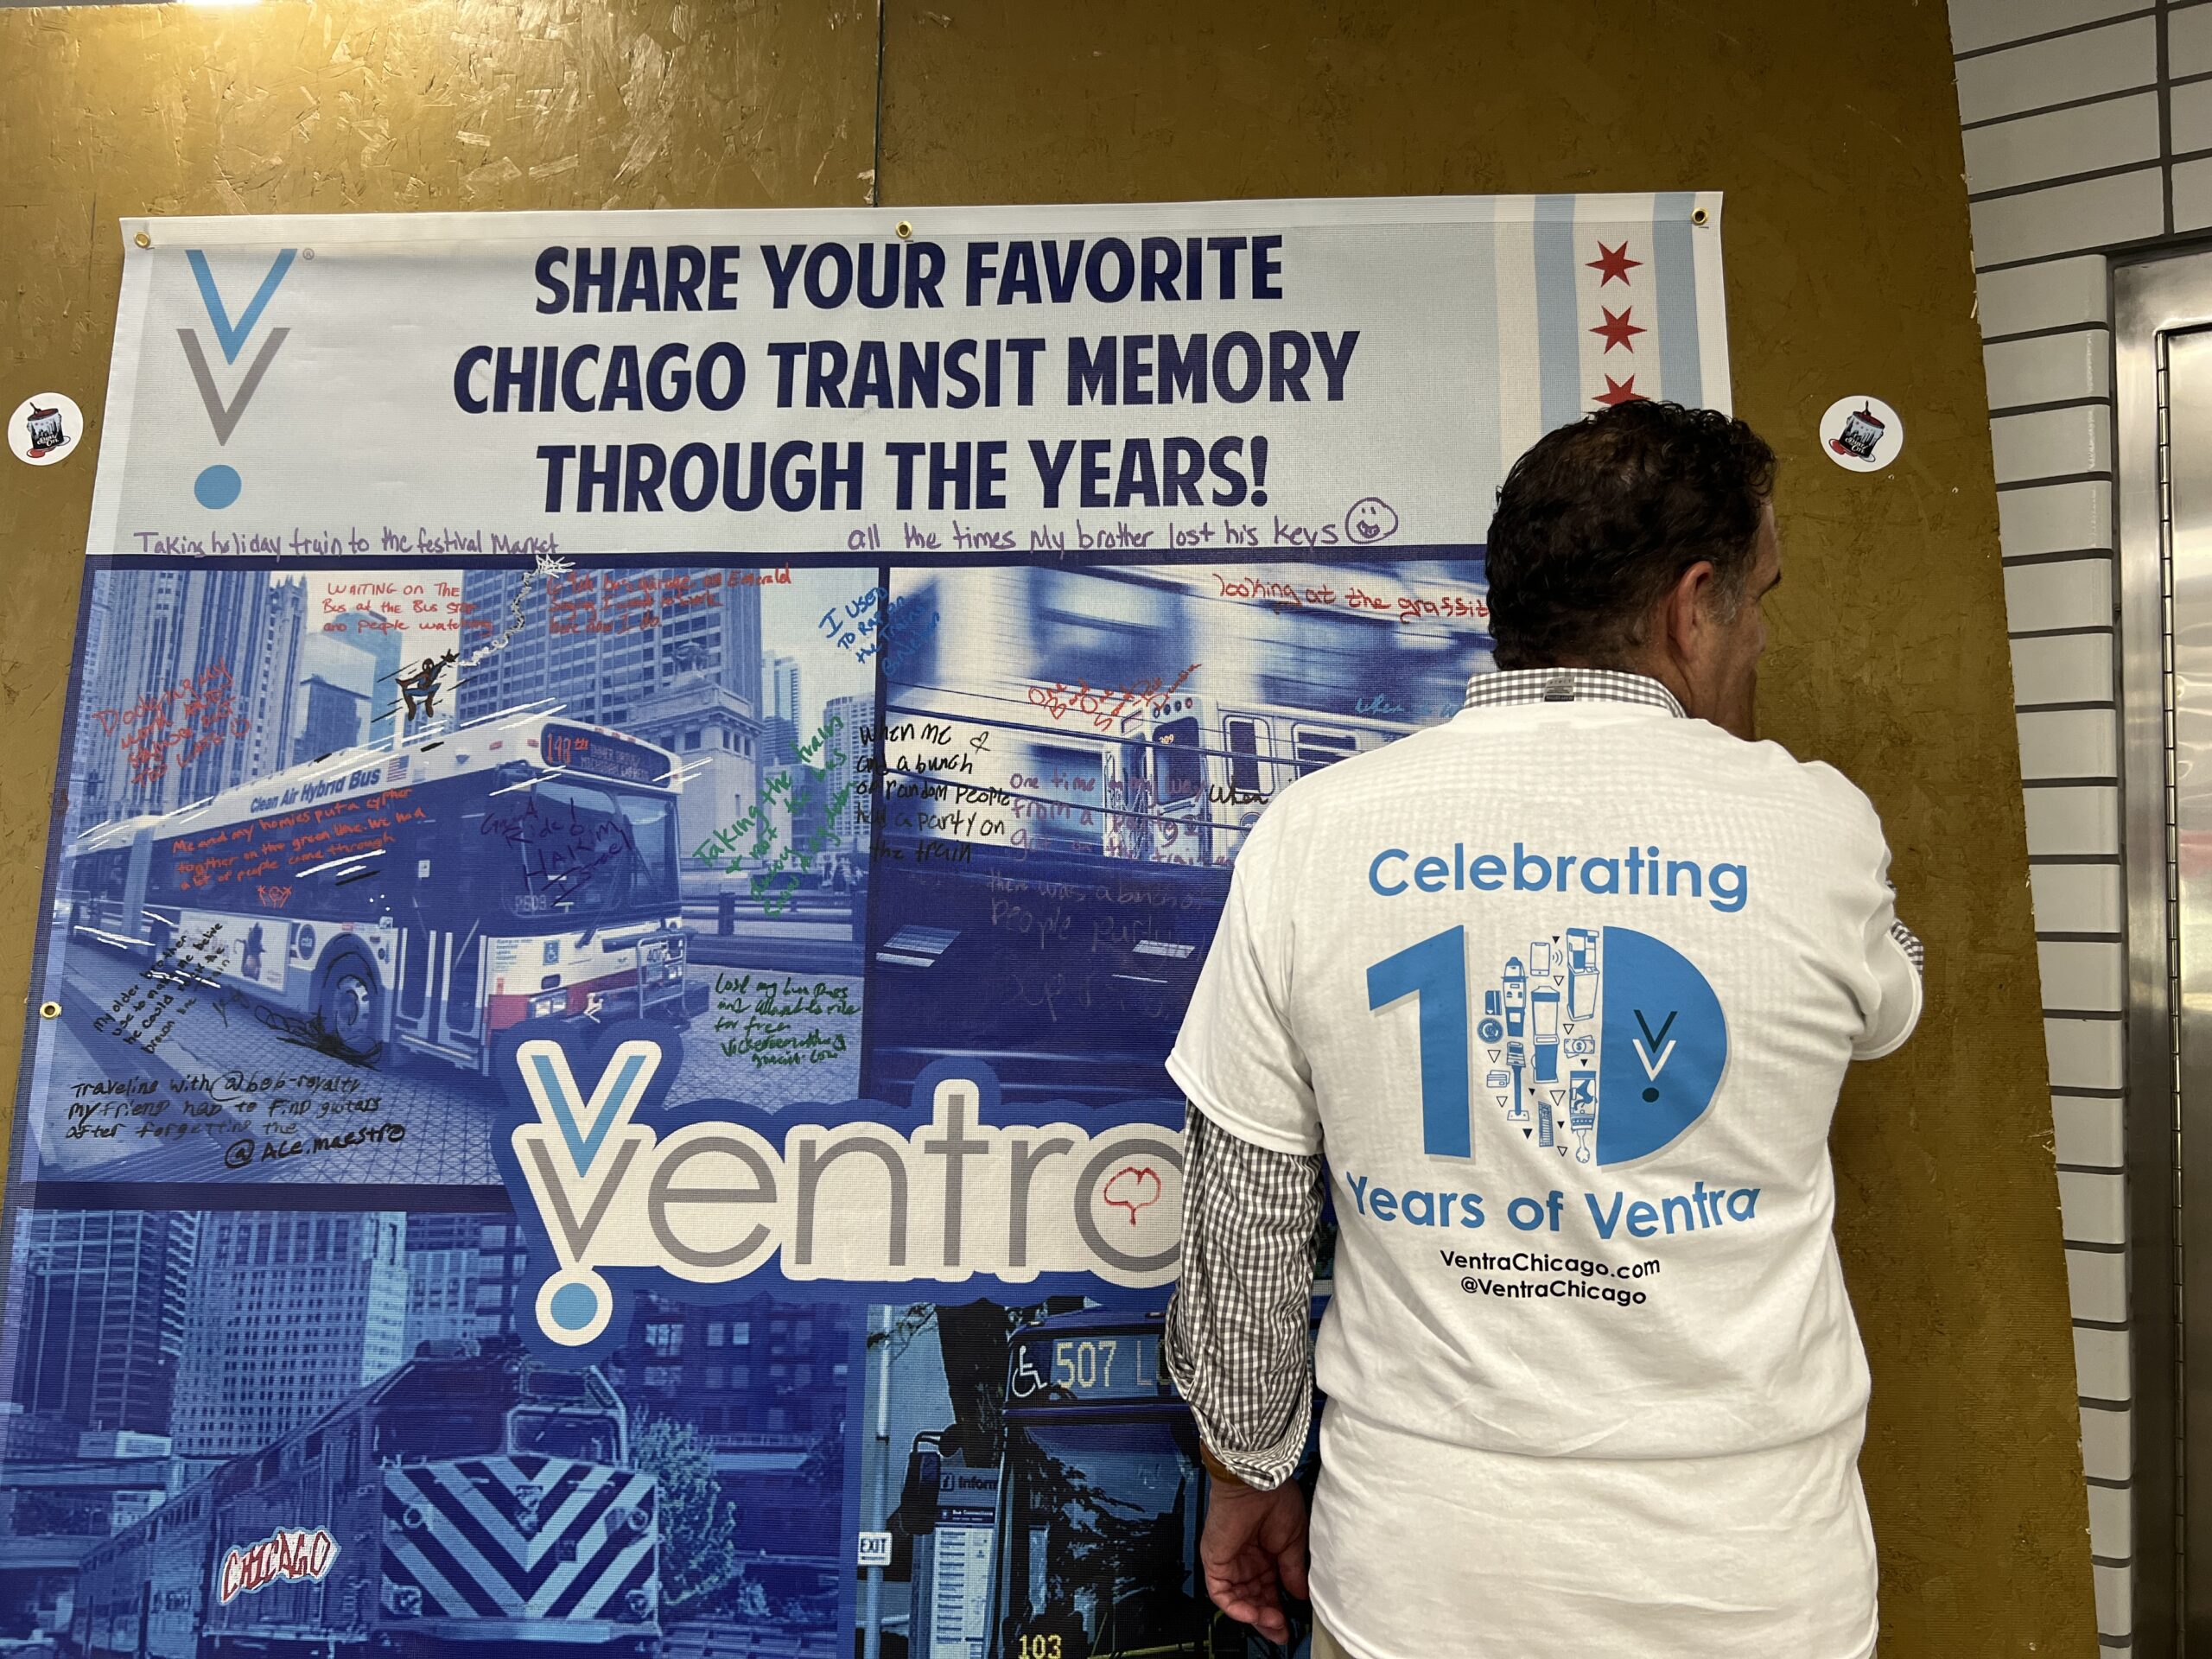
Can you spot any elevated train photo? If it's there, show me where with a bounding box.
[862,556,1492,1106]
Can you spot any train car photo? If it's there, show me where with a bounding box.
[861,557,1491,1106]
[73,1347,658,1659]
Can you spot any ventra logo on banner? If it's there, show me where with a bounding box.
[493,1023,1184,1356]
[176,246,298,510]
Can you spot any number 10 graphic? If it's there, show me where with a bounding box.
[1366,925,1474,1159]
[1367,922,1731,1167]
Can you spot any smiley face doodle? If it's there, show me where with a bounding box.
[1344,496,1401,543]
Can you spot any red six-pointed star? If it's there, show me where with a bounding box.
[1590,306,1645,353]
[1595,374,1647,407]
[1587,241,1640,285]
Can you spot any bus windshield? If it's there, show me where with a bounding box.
[482,780,678,923]
[995,1416,1208,1658]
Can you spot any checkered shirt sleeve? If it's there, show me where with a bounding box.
[1891,920,1924,974]
[1163,1103,1325,1491]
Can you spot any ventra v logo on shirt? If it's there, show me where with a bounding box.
[178,248,296,442]
[1368,925,1728,1168]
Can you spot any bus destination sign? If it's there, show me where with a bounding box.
[1007,1331,1167,1406]
[541,722,671,786]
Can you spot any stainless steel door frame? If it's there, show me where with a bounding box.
[2116,252,2212,1657]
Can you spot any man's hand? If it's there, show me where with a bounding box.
[1198,1475,1309,1643]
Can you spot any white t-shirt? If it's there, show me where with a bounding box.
[1166,698,1920,1659]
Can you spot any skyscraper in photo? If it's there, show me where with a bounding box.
[79,567,289,823]
[324,608,405,747]
[4,1211,198,1437]
[291,631,377,764]
[824,692,873,850]
[251,578,307,780]
[170,1213,407,1459]
[401,1214,480,1354]
[766,652,803,764]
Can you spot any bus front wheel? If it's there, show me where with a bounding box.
[316,955,383,1060]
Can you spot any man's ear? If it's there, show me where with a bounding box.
[1660,560,1719,667]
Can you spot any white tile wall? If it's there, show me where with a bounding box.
[1999,483,2113,557]
[2021,784,2120,855]
[2011,630,2114,706]
[2173,76,2212,154]
[2174,154,2212,232]
[2082,1402,2132,1480]
[1950,2,2155,1630]
[2054,1095,2126,1166]
[2088,1479,2134,1557]
[2075,1325,2133,1399]
[1956,19,2156,124]
[1977,255,2112,334]
[2095,1561,2133,1635]
[1991,404,2113,481]
[1985,329,2111,408]
[2039,938,2126,1007]
[1970,167,2164,264]
[2004,556,2114,628]
[2017,708,2120,777]
[1964,92,2161,194]
[2030,861,2124,931]
[1955,0,2152,56]
[2068,1246,2130,1319]
[2173,0,2212,78]
[2058,1166,2127,1241]
[2048,1015,2126,1090]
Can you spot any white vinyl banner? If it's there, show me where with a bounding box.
[88,195,1729,558]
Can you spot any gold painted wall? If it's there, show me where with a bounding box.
[0,2,2095,1652]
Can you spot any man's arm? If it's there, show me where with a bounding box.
[1164,1103,1324,1643]
[1164,1103,1326,1484]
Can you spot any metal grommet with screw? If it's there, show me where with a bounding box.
[894,220,913,240]
[133,231,151,249]
[1691,207,1710,227]
[38,1001,60,1020]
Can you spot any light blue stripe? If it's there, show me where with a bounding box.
[1459,200,1502,506]
[1533,195,1583,432]
[1652,193,1703,408]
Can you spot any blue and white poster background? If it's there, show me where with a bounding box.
[3,196,1728,1659]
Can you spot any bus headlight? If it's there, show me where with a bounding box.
[622,1587,655,1622]
[529,990,567,1020]
[384,1584,423,1618]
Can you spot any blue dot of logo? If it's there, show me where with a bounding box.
[550,1281,599,1332]
[194,464,242,510]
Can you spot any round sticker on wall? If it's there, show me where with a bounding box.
[1819,394,1902,473]
[10,393,84,467]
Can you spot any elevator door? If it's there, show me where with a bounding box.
[2113,254,2212,1658]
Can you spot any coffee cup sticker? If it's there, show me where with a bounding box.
[1819,394,1901,473]
[10,392,84,467]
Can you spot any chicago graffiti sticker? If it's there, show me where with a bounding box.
[1819,394,1903,473]
[10,392,83,467]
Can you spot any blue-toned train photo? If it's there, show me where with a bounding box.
[72,1346,658,1659]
